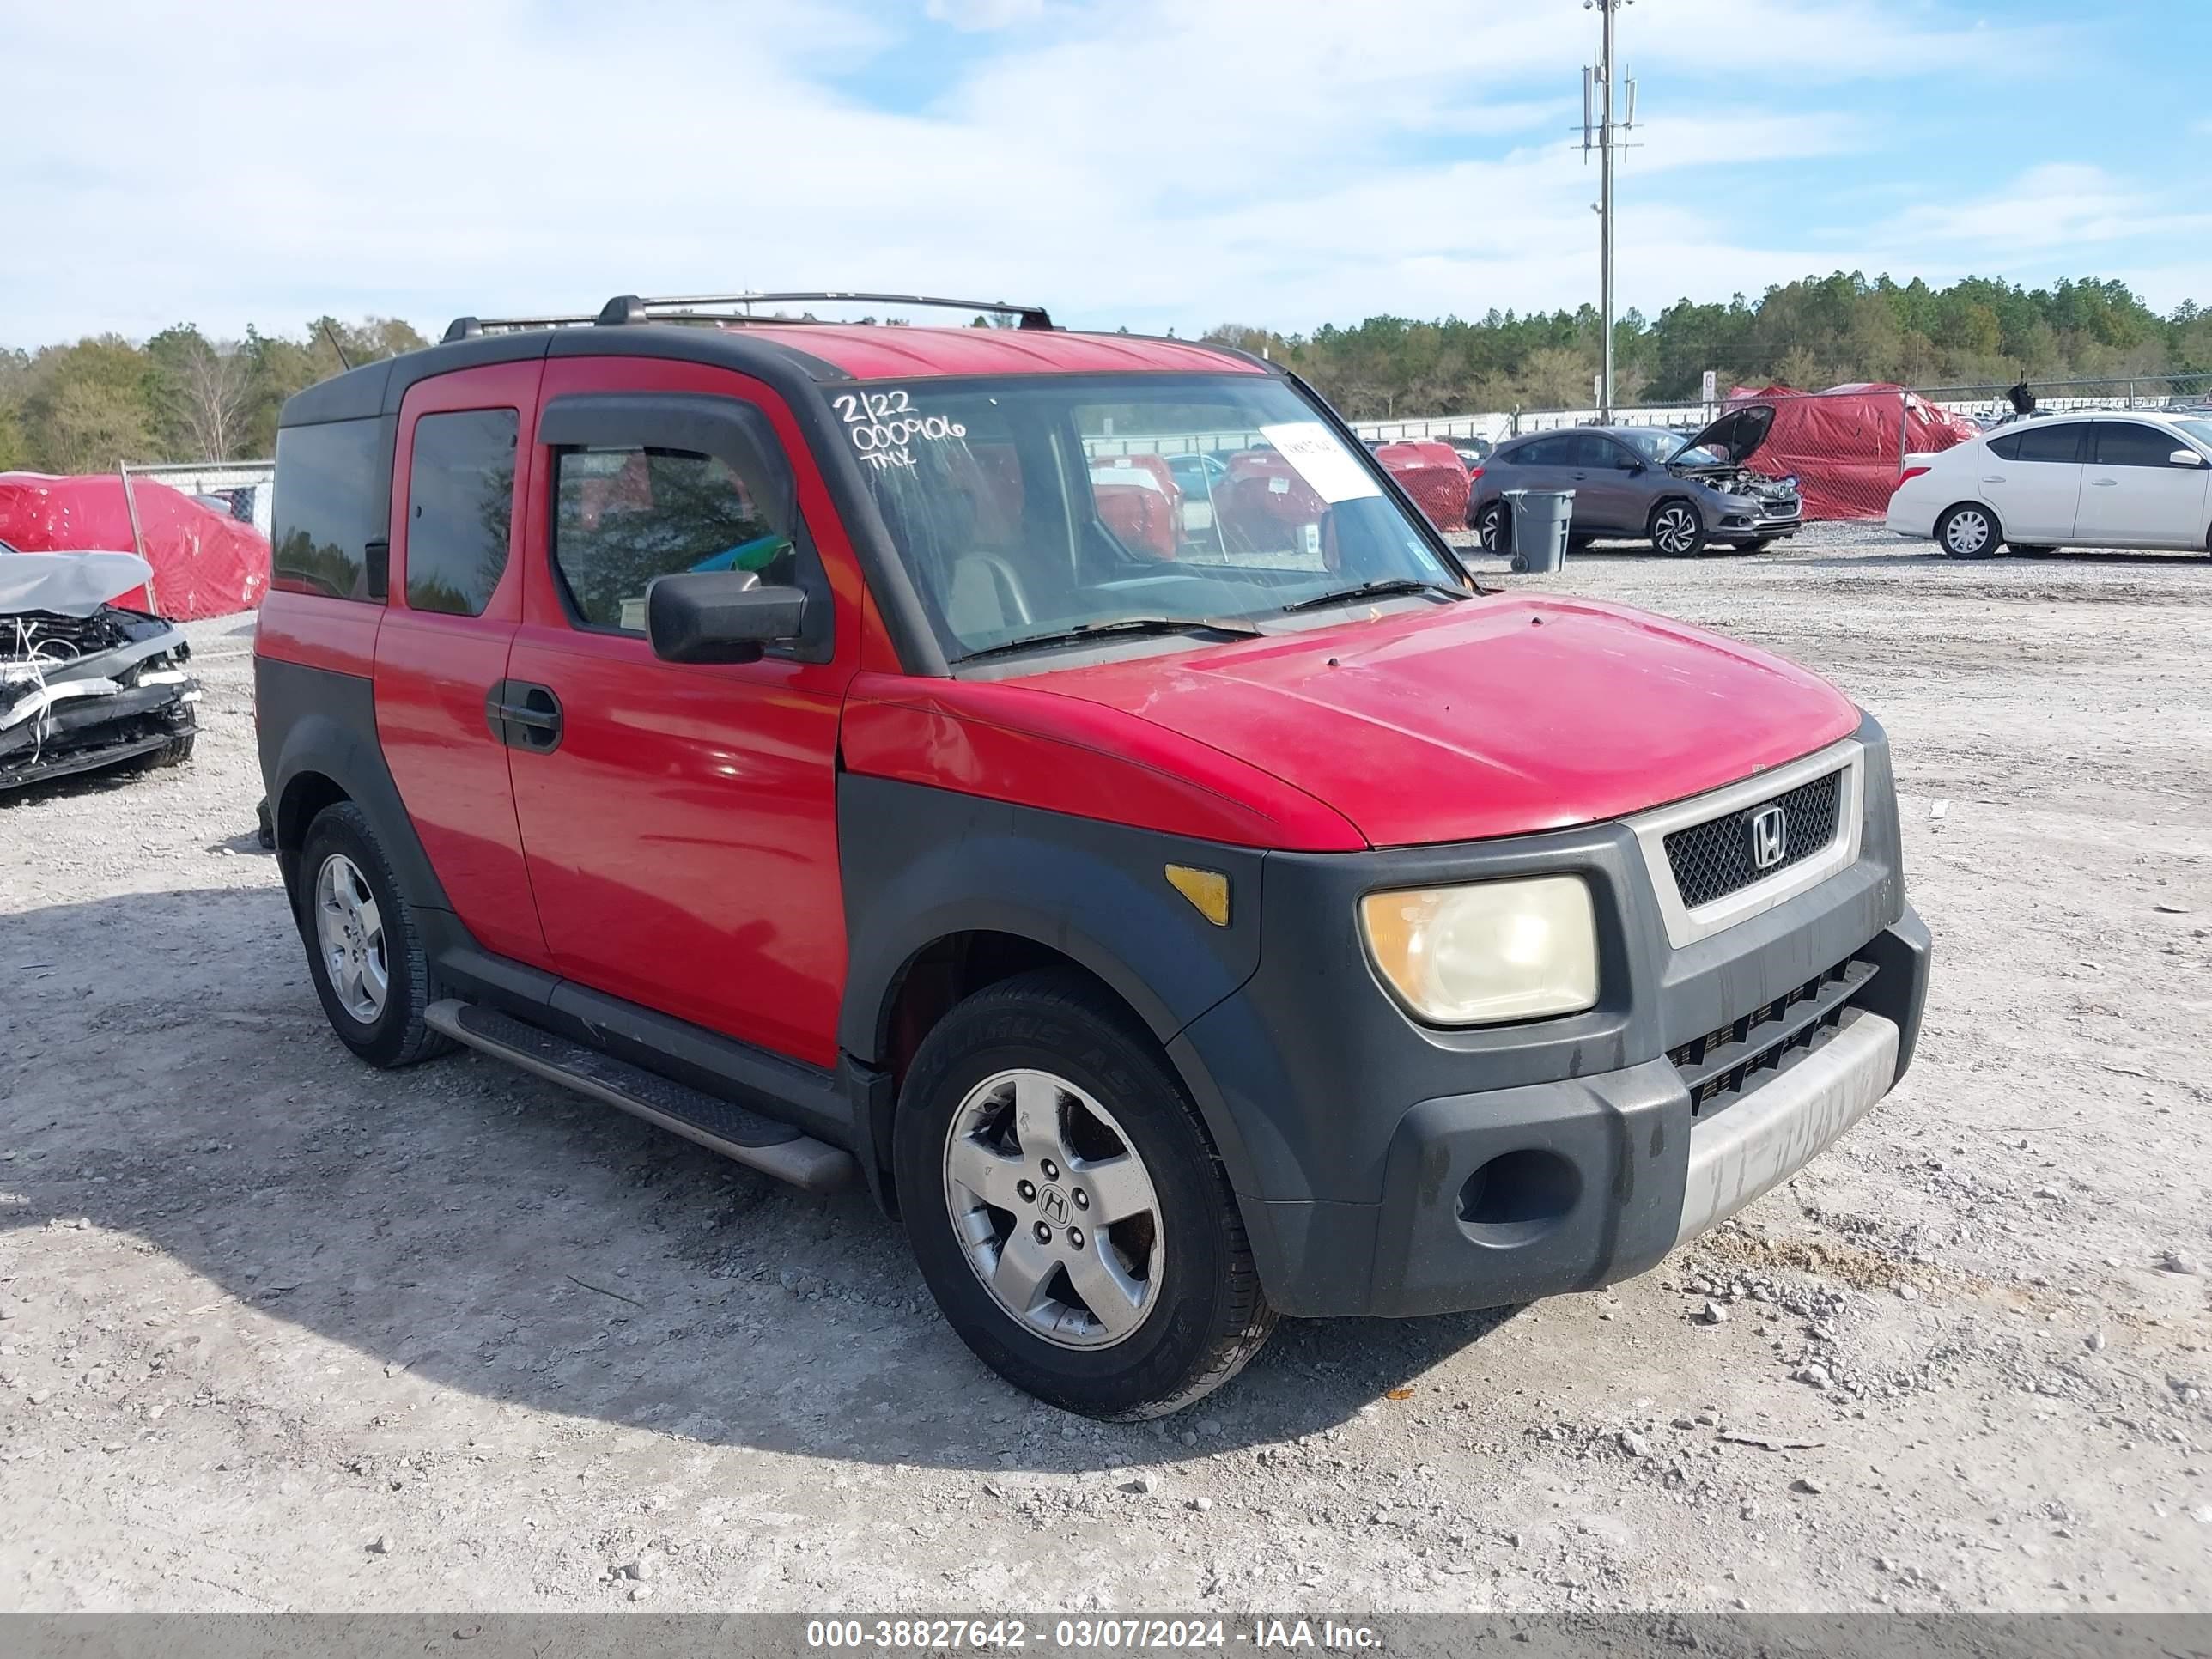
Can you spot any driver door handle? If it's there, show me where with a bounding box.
[2088,477,2119,487]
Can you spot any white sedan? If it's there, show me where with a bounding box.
[1887,410,2212,557]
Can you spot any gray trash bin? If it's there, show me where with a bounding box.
[1504,488,1574,573]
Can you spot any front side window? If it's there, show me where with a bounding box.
[1559,433,1622,469]
[2091,422,2189,468]
[1615,428,1681,464]
[404,409,518,616]
[842,374,1455,662]
[552,447,793,633]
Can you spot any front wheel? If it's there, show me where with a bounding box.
[1650,500,1708,556]
[894,970,1275,1419]
[1936,503,2001,558]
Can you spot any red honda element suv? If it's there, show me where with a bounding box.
[256,291,1930,1419]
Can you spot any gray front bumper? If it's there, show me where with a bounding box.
[1674,1007,1899,1244]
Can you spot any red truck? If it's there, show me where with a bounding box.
[255,292,1929,1419]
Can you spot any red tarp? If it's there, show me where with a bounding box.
[1217,450,1328,556]
[1087,453,1183,559]
[0,472,270,620]
[1723,384,1978,522]
[1373,439,1471,532]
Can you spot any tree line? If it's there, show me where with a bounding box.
[1203,273,2212,421]
[6,273,2210,471]
[0,317,428,475]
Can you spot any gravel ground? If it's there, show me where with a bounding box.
[3,522,2209,1614]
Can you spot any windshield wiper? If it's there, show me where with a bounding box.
[958,615,1264,664]
[1277,578,1467,614]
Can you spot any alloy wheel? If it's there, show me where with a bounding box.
[942,1068,1164,1350]
[1653,505,1699,554]
[314,852,389,1024]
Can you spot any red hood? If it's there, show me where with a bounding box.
[1013,595,1859,847]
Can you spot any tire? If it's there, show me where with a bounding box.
[894,969,1275,1419]
[295,800,453,1068]
[1474,500,1511,555]
[122,732,195,773]
[1936,502,2000,559]
[1649,499,1708,556]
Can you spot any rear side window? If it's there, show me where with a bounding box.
[404,410,519,617]
[551,447,794,633]
[272,418,386,600]
[1988,424,2083,464]
[1516,436,1572,465]
[2091,422,2189,467]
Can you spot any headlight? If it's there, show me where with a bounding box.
[1360,876,1598,1026]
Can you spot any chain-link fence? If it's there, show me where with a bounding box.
[1350,370,2212,523]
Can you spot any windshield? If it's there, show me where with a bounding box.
[842,374,1457,663]
[2175,418,2212,453]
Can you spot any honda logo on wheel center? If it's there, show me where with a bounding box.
[1038,1187,1070,1225]
[1748,805,1789,871]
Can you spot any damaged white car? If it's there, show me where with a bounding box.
[1,544,200,790]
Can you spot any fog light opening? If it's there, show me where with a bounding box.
[1456,1148,1583,1248]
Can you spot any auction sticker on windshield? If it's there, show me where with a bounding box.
[1259,422,1382,504]
[832,389,966,471]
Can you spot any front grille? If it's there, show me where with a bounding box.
[1669,957,1875,1117]
[1664,769,1842,909]
[1760,500,1801,519]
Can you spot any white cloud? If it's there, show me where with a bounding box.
[1876,163,2212,255]
[926,0,1048,29]
[0,0,2166,349]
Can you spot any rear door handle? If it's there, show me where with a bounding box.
[2088,477,2119,487]
[1981,474,2005,483]
[484,679,563,752]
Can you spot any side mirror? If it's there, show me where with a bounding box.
[647,570,807,665]
[2170,448,2204,467]
[1623,459,1646,474]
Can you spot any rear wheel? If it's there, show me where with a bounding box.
[1936,503,2000,558]
[296,801,452,1068]
[1474,500,1511,555]
[894,969,1274,1419]
[1649,500,1707,556]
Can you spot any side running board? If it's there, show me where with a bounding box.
[425,1000,855,1194]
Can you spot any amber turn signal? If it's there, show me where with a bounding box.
[1164,864,1231,927]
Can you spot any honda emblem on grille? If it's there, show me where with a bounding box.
[1748,805,1789,871]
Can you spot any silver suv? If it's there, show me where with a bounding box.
[1472,412,1802,556]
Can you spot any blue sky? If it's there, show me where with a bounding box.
[6,0,2209,349]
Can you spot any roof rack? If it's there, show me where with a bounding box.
[441,292,1055,349]
[441,313,599,343]
[594,291,1055,331]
